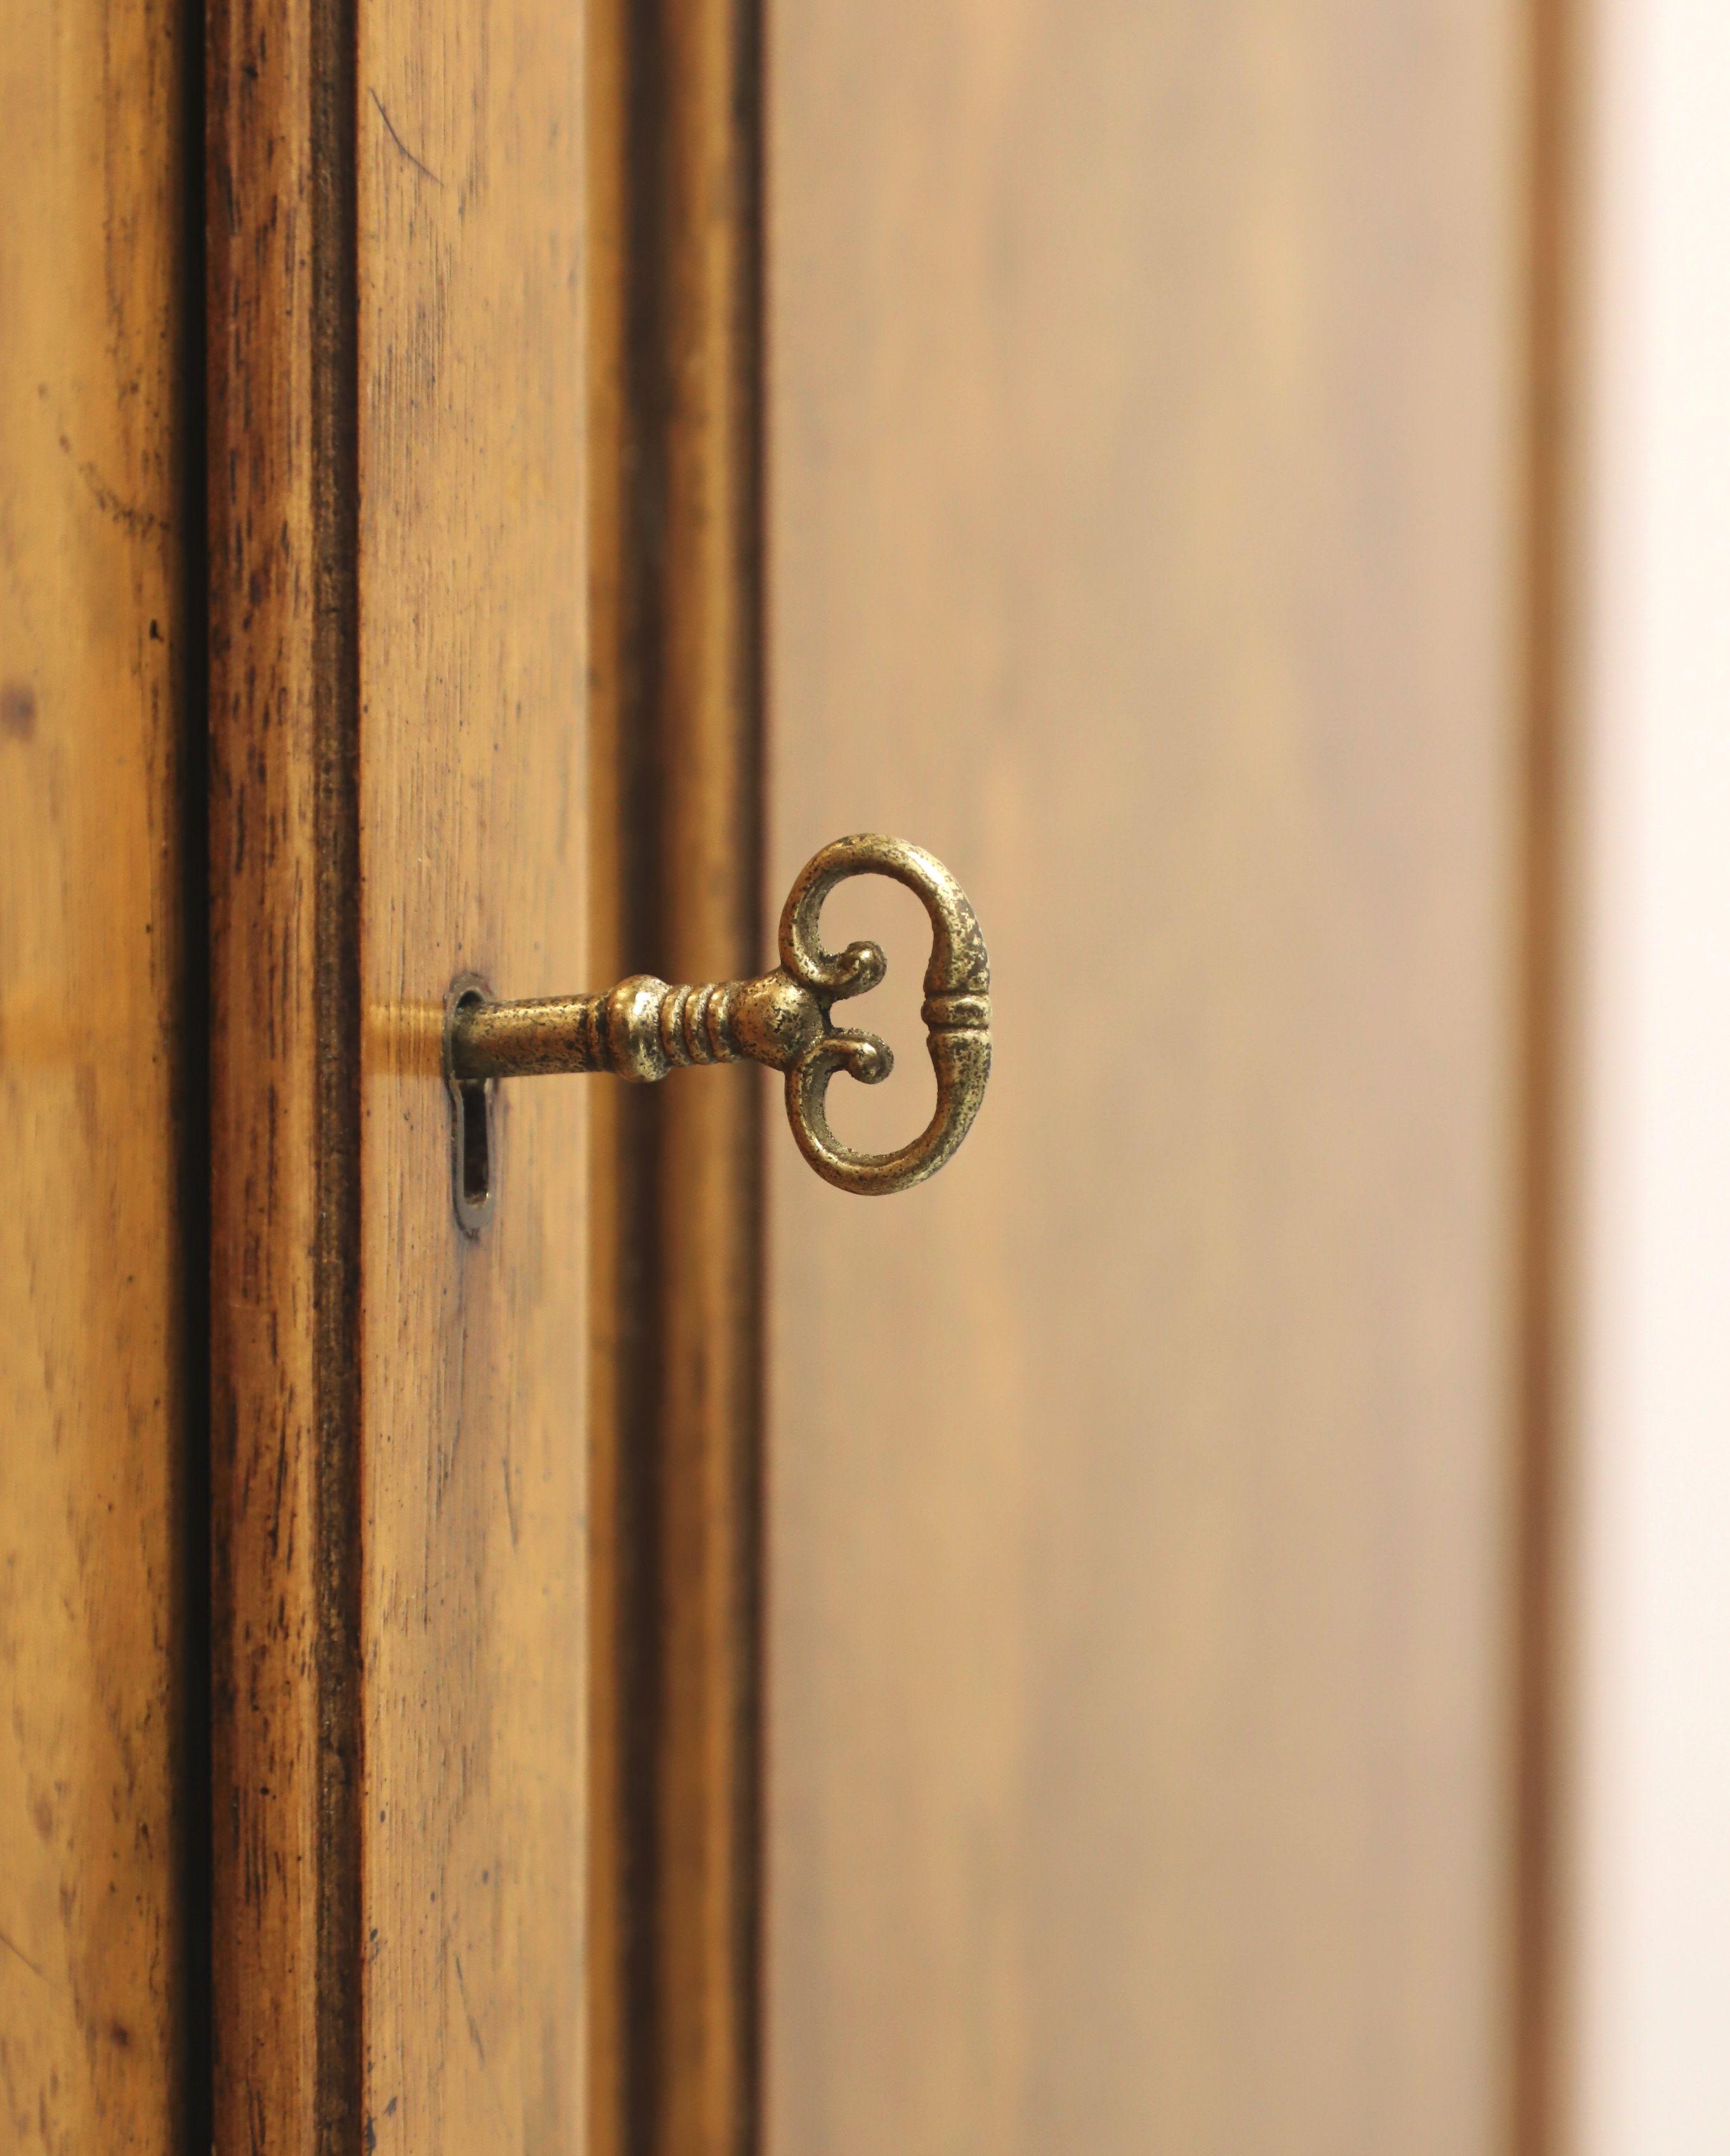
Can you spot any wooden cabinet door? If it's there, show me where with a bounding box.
[10,0,598,2136]
[5,0,1558,2150]
[207,0,590,2146]
[8,0,596,2138]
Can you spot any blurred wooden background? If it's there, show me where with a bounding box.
[764,4,1553,2153]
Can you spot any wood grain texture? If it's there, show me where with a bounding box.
[766,4,1528,2153]
[586,6,639,2144]
[212,0,590,2143]
[0,0,191,2143]
[208,0,362,2140]
[358,0,589,2143]
[587,4,764,2153]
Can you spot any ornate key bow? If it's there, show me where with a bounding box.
[446,834,992,1218]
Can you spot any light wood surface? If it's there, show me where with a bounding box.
[587,4,765,2153]
[0,0,192,2143]
[211,0,591,2143]
[358,0,589,2140]
[766,4,1530,2153]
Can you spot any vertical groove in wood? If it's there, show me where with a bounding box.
[1514,0,1575,2147]
[587,3,661,2146]
[310,0,365,2136]
[655,6,767,2148]
[180,0,215,2130]
[207,0,363,2136]
[589,3,766,2152]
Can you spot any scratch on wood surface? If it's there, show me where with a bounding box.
[501,1444,520,1551]
[452,1954,486,2067]
[0,1928,49,1985]
[367,91,444,188]
[55,431,169,536]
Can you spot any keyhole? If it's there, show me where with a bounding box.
[446,979,495,1233]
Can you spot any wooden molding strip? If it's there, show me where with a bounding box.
[206,0,364,2140]
[589,3,767,2151]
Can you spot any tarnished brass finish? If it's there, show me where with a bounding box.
[447,834,991,1198]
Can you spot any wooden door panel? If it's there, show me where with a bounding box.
[358,0,589,2139]
[766,4,1528,2152]
[210,0,589,2143]
[0,0,193,2145]
[1,0,1552,2143]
